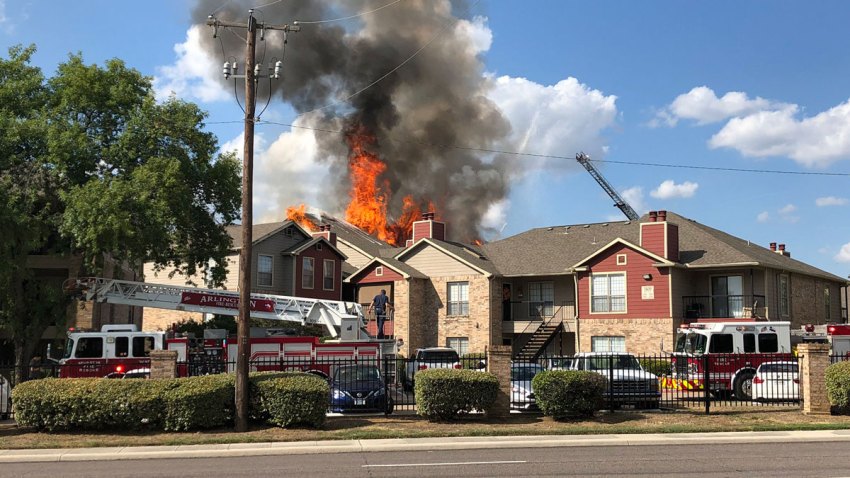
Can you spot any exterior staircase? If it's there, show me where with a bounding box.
[513,320,564,362]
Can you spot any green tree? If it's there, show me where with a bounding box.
[0,45,241,382]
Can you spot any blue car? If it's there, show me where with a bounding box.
[330,364,393,413]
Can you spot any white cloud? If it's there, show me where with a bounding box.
[816,196,848,207]
[777,204,800,223]
[650,180,699,199]
[620,186,648,216]
[779,204,797,214]
[836,243,850,263]
[480,199,510,238]
[757,211,769,223]
[455,16,492,56]
[488,75,617,171]
[654,86,786,127]
[153,26,229,103]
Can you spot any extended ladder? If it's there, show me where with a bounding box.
[63,277,367,338]
[576,152,640,221]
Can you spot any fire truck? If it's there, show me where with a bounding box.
[670,320,850,400]
[58,277,395,378]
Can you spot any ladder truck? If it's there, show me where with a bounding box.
[576,152,640,221]
[58,277,396,378]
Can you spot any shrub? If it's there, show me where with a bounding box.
[826,361,850,414]
[250,372,328,428]
[162,374,235,431]
[532,370,606,419]
[461,352,487,370]
[415,368,498,421]
[639,358,672,377]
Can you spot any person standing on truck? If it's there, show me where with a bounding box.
[369,289,392,339]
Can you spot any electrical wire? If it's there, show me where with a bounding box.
[294,0,407,25]
[252,0,284,9]
[210,0,233,15]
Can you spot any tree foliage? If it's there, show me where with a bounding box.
[0,45,241,375]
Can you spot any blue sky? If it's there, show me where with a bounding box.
[2,0,849,278]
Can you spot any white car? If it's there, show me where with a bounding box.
[571,352,661,408]
[104,367,151,379]
[752,361,799,402]
[0,374,11,420]
[511,363,544,410]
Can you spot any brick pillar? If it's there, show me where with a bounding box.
[149,350,178,379]
[487,345,511,418]
[798,343,831,415]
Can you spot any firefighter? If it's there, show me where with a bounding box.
[369,289,392,339]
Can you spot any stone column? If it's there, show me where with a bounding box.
[149,350,178,379]
[487,345,512,418]
[798,343,831,415]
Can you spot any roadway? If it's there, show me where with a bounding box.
[2,441,848,477]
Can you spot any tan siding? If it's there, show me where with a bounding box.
[336,242,373,269]
[403,246,478,277]
[253,232,304,295]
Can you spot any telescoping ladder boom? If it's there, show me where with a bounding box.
[576,152,639,221]
[64,277,367,338]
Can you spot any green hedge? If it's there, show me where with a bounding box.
[532,370,606,419]
[12,372,328,431]
[826,361,850,414]
[250,372,328,428]
[415,368,499,420]
[639,358,672,377]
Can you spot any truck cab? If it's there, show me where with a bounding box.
[60,325,165,378]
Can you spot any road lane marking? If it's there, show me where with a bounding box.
[363,460,527,468]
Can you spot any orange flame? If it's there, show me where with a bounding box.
[343,126,437,246]
[285,204,319,232]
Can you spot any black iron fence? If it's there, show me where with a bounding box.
[682,295,766,319]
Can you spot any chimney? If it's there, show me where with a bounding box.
[411,211,446,244]
[311,224,337,246]
[640,211,678,261]
[769,242,777,252]
[777,243,790,257]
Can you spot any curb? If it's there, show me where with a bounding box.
[3,430,850,463]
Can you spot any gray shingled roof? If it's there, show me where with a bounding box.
[226,221,300,250]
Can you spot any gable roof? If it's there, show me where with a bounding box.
[225,220,310,250]
[345,257,428,282]
[571,237,675,269]
[395,238,498,277]
[282,236,348,260]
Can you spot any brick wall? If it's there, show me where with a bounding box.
[798,343,830,415]
[486,345,511,417]
[429,275,492,353]
[149,350,178,379]
[143,308,204,332]
[578,317,678,354]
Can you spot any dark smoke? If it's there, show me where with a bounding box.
[194,0,514,241]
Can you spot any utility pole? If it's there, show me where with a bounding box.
[207,10,299,433]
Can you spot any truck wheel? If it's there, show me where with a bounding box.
[733,372,755,401]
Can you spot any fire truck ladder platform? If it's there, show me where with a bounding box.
[63,277,366,338]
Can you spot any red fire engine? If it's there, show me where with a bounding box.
[59,278,395,378]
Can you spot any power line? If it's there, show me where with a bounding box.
[294,0,406,25]
[249,119,850,177]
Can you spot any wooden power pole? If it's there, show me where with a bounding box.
[207,10,299,433]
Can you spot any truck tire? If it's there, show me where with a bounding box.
[733,371,755,401]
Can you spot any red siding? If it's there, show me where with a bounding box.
[412,221,430,242]
[667,223,679,262]
[577,244,671,319]
[295,244,343,300]
[353,263,404,284]
[640,223,665,258]
[431,222,446,241]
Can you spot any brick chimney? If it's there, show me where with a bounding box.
[769,242,777,252]
[776,243,790,257]
[311,224,337,246]
[639,210,679,261]
[411,211,446,244]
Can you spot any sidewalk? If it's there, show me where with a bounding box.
[3,429,850,463]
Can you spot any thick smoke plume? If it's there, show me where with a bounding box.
[194,0,514,241]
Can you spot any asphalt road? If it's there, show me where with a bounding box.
[2,441,849,477]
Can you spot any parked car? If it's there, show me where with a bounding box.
[545,357,573,371]
[0,374,10,420]
[511,363,545,410]
[571,353,661,409]
[402,347,461,391]
[330,364,393,413]
[752,361,799,402]
[104,367,151,379]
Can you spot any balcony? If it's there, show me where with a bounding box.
[502,301,576,334]
[682,295,766,320]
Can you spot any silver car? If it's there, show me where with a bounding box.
[511,363,544,410]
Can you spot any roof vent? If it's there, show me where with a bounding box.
[547,227,553,231]
[583,224,590,228]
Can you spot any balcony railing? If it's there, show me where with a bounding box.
[503,300,575,328]
[362,309,394,339]
[682,295,766,320]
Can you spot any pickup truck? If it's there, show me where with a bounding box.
[570,352,660,409]
[401,347,462,391]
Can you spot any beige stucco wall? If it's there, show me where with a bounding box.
[578,317,679,354]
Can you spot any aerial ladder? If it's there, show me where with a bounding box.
[576,152,639,221]
[63,277,369,340]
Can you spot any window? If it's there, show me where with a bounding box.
[711,275,744,318]
[591,336,625,353]
[302,257,314,289]
[323,259,335,291]
[75,337,104,358]
[115,337,129,357]
[591,273,626,313]
[132,336,155,358]
[446,337,469,356]
[743,333,756,352]
[447,282,469,316]
[257,254,273,287]
[284,227,293,237]
[616,254,627,265]
[709,334,734,353]
[316,243,323,251]
[758,333,778,353]
[528,281,554,317]
[778,275,789,317]
[375,266,384,277]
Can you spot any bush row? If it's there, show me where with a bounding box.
[415,369,499,420]
[532,370,606,419]
[11,372,327,432]
[826,361,850,414]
